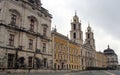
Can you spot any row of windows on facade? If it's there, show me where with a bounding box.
[10,14,47,36]
[69,65,80,70]
[9,34,46,52]
[55,48,79,54]
[85,52,93,57]
[8,54,33,68]
[55,52,80,57]
[70,57,80,62]
[54,43,79,54]
[56,54,80,59]
[54,54,80,62]
[55,49,79,55]
[54,43,68,51]
[108,58,118,62]
[7,54,48,68]
[55,54,68,60]
[54,63,80,70]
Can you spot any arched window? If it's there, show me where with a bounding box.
[9,9,21,25]
[73,24,76,30]
[11,14,17,25]
[28,16,38,32]
[73,33,76,39]
[74,19,76,22]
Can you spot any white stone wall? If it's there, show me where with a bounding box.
[0,1,2,22]
[107,55,118,66]
[0,0,5,23]
[81,45,96,69]
[0,0,52,68]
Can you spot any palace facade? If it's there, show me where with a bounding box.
[0,0,52,69]
[51,29,81,70]
[96,52,107,68]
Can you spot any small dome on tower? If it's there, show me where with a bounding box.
[73,11,79,22]
[87,24,92,32]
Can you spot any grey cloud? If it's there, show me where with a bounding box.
[67,0,120,38]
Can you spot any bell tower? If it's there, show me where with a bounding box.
[70,12,83,45]
[85,24,95,49]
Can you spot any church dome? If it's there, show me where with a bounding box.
[104,45,116,55]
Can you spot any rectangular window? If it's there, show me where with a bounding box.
[43,27,47,36]
[30,19,34,31]
[43,43,46,52]
[28,57,33,67]
[10,14,17,25]
[9,34,15,46]
[29,39,33,50]
[43,58,47,67]
[8,54,15,68]
[88,34,90,38]
[73,33,76,39]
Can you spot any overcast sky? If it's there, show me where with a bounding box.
[42,0,120,64]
